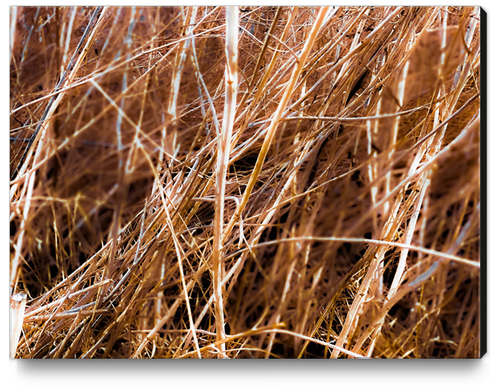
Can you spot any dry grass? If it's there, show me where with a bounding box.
[9,6,481,359]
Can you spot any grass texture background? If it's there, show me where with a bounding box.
[9,5,481,359]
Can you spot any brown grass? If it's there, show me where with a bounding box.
[10,6,481,359]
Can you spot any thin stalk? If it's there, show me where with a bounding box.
[212,6,239,358]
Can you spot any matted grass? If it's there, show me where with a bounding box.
[9,6,481,359]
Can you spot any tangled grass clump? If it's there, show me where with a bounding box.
[9,6,482,359]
